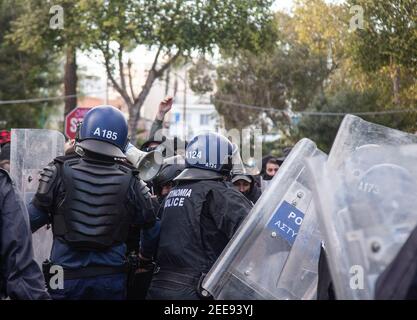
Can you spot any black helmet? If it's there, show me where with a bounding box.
[153,156,185,188]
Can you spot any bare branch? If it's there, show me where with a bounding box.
[155,50,182,77]
[127,59,136,101]
[101,42,133,106]
[130,48,182,129]
[131,45,164,107]
[118,44,128,99]
[151,45,163,72]
[133,68,156,107]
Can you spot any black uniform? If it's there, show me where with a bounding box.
[246,181,262,204]
[316,244,336,300]
[375,225,417,300]
[0,169,49,299]
[147,180,253,300]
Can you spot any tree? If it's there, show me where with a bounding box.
[10,0,88,115]
[10,0,276,142]
[212,9,332,131]
[213,0,417,150]
[0,0,60,129]
[188,57,215,95]
[346,0,417,105]
[71,0,275,142]
[293,87,417,152]
[292,0,417,150]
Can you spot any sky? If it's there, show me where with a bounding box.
[273,0,346,13]
[272,0,296,13]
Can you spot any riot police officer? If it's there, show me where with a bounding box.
[0,168,50,299]
[28,105,159,300]
[125,155,185,300]
[147,132,253,300]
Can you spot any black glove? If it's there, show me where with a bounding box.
[137,253,155,273]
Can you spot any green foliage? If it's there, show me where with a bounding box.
[188,57,215,95]
[0,0,61,129]
[347,0,417,73]
[76,0,278,75]
[213,10,332,130]
[214,0,416,152]
[9,0,87,53]
[293,88,417,152]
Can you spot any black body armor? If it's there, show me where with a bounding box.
[52,157,136,251]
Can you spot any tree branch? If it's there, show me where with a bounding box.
[155,50,182,77]
[151,45,163,72]
[118,44,128,99]
[101,42,133,106]
[127,59,136,101]
[129,48,183,138]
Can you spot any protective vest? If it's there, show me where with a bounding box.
[52,157,135,251]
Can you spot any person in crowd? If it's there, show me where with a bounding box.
[0,167,50,300]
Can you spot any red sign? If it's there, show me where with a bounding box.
[65,107,91,139]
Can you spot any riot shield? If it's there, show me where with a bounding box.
[327,114,417,169]
[10,129,65,267]
[203,138,326,299]
[308,115,417,299]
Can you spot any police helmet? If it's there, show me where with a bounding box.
[153,156,185,193]
[75,105,129,158]
[175,132,234,181]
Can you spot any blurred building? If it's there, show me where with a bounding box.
[78,96,126,112]
[169,93,220,140]
[78,50,220,141]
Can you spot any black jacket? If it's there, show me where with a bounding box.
[245,183,262,204]
[375,225,417,300]
[156,180,253,274]
[0,169,50,299]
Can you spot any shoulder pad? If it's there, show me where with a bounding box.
[118,160,139,175]
[37,163,58,195]
[55,154,79,164]
[0,168,11,181]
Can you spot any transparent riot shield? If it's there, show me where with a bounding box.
[203,138,326,299]
[10,129,65,267]
[308,115,417,299]
[327,114,417,169]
